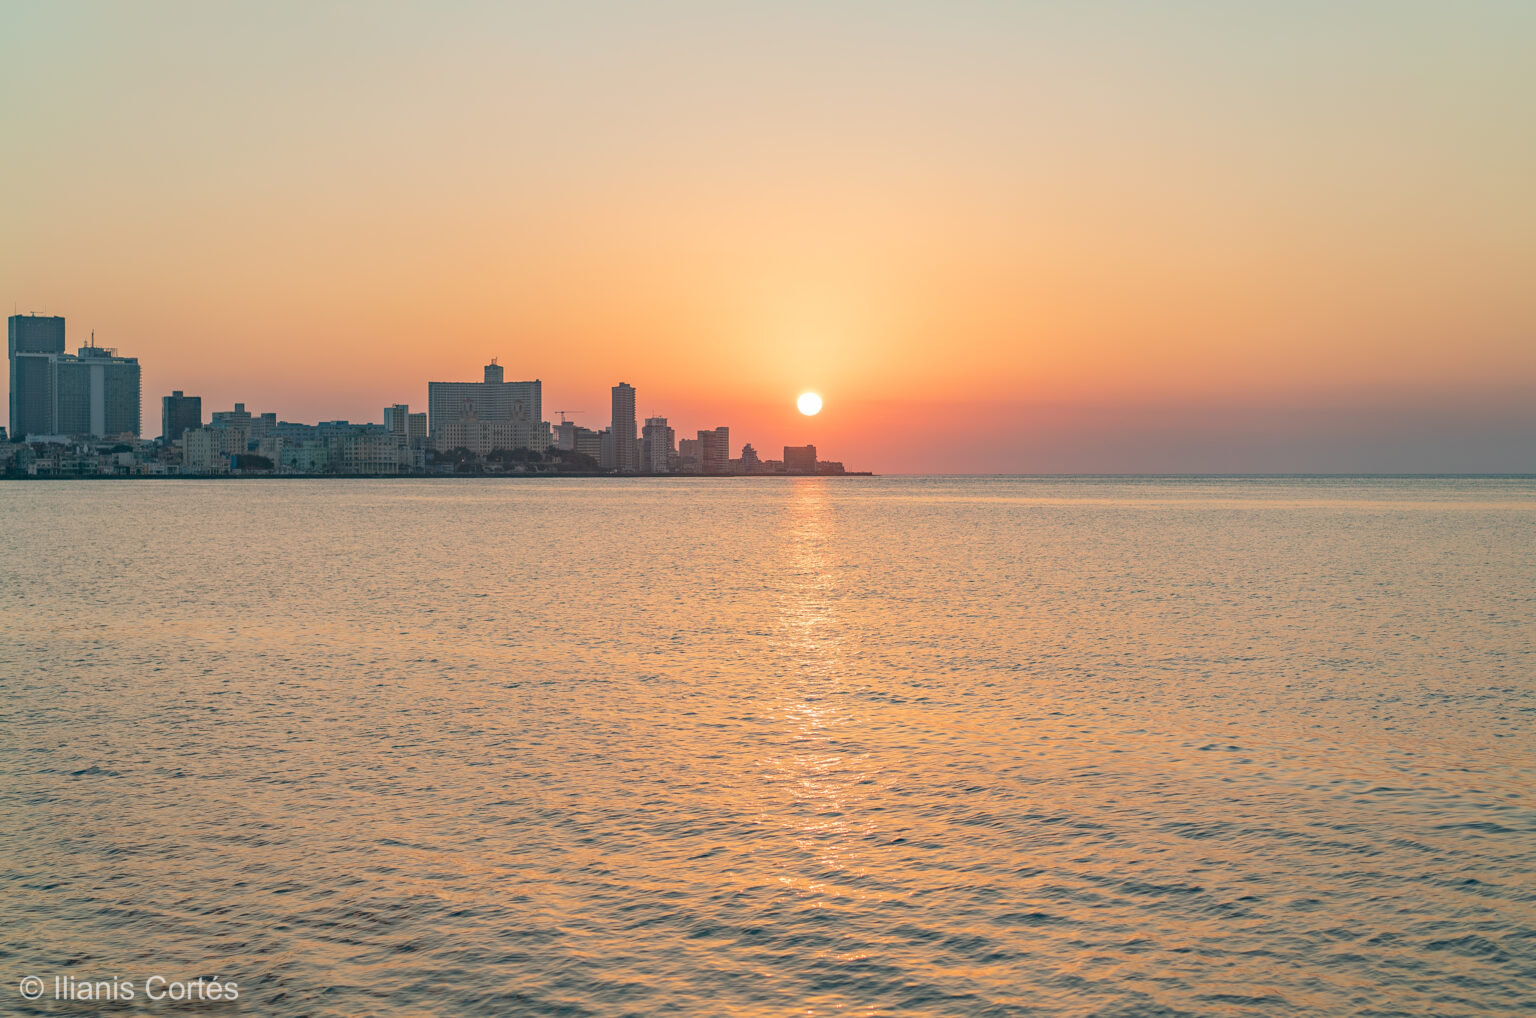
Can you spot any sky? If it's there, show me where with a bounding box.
[3,0,1533,472]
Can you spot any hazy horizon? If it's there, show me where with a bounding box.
[4,1,1533,472]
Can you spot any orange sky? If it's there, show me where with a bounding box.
[4,2,1533,470]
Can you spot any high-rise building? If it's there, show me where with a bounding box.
[784,444,818,474]
[83,343,141,437]
[162,391,202,443]
[611,383,637,472]
[427,359,546,455]
[384,404,428,444]
[642,416,674,473]
[8,314,66,439]
[598,427,616,471]
[740,443,760,473]
[699,426,729,474]
[11,329,142,439]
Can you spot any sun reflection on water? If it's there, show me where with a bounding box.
[761,480,879,901]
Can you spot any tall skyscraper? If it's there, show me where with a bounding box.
[8,314,66,439]
[162,390,202,443]
[611,383,637,472]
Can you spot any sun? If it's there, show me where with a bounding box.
[797,392,823,416]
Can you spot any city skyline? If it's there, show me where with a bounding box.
[5,308,851,470]
[4,3,1535,473]
[4,313,858,477]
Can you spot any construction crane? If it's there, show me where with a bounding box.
[552,410,585,424]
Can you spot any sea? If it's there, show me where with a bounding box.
[1,476,1532,1016]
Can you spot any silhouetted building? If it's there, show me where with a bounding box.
[162,390,202,444]
[699,426,729,474]
[784,444,817,474]
[677,437,700,472]
[428,359,546,455]
[8,314,66,439]
[598,427,616,470]
[642,416,674,473]
[611,383,637,472]
[740,443,760,473]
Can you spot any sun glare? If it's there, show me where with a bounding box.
[797,392,823,416]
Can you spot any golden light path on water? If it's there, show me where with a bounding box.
[772,481,860,900]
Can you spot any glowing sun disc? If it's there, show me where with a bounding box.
[797,392,823,416]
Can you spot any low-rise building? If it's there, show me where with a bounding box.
[281,440,330,474]
[183,427,229,473]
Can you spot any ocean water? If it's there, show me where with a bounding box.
[1,476,1533,1017]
